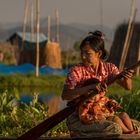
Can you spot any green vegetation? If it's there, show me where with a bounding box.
[0,74,66,96]
[0,91,69,137]
[61,40,81,68]
[120,89,140,120]
[61,49,81,68]
[0,42,16,65]
[0,74,139,137]
[107,76,140,96]
[0,86,140,137]
[0,74,65,88]
[107,76,140,121]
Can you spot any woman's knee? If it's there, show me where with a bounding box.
[113,116,120,122]
[119,112,129,119]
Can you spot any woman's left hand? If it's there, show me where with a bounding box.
[121,68,134,79]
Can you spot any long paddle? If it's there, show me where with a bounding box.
[17,60,140,140]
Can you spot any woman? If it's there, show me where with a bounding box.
[62,30,140,137]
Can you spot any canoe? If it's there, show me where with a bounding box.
[0,134,140,140]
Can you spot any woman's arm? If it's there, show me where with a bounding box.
[117,69,134,90]
[62,85,93,100]
[62,82,107,101]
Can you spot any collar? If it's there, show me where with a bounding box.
[81,61,106,76]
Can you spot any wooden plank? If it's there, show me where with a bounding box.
[1,134,140,140]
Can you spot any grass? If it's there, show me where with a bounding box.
[0,74,66,96]
[0,74,66,87]
[108,76,140,95]
[107,76,140,121]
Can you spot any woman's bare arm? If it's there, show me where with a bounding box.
[62,82,107,101]
[117,69,134,90]
[117,77,132,90]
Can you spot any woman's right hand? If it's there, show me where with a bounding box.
[96,82,107,92]
[89,82,107,94]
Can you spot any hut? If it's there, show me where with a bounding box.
[8,32,62,69]
[108,23,140,75]
[8,32,47,66]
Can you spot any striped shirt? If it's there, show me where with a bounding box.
[64,61,120,124]
[65,61,120,89]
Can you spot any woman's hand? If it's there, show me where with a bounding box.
[96,82,107,92]
[89,82,107,94]
[121,68,134,79]
[86,82,107,96]
[117,68,134,90]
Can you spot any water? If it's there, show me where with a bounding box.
[0,86,67,114]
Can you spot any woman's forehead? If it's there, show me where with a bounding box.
[81,44,93,51]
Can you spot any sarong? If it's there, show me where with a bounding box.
[67,112,140,137]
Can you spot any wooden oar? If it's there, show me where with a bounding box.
[107,60,140,85]
[17,105,76,140]
[17,60,140,140]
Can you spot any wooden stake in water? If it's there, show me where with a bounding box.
[36,0,40,77]
[119,0,136,70]
[22,0,29,51]
[47,15,51,43]
[136,40,140,76]
[55,9,59,43]
[30,2,34,42]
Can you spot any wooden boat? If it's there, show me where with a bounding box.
[0,134,140,140]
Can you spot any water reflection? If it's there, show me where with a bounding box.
[20,95,55,104]
[0,86,67,115]
[19,95,67,115]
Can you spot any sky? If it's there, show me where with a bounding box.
[0,0,140,29]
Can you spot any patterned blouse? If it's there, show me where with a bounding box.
[64,61,120,124]
[65,61,120,89]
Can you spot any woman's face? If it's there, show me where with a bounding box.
[81,44,101,66]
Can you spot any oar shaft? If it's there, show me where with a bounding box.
[18,106,75,140]
[107,60,140,85]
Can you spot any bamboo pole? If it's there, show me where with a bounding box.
[36,0,40,77]
[99,0,103,31]
[22,0,29,51]
[136,40,140,76]
[30,2,34,42]
[55,9,59,43]
[47,15,51,43]
[119,0,136,70]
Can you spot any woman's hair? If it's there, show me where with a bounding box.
[80,30,108,60]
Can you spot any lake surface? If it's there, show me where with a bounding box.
[0,86,67,115]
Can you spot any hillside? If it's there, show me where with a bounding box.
[0,18,114,50]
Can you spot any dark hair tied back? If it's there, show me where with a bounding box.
[88,30,105,40]
[80,30,108,60]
